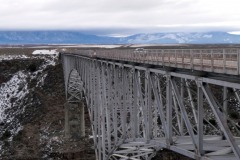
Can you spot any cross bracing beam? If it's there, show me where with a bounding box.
[62,52,240,160]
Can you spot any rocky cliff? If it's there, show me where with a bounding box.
[0,51,95,159]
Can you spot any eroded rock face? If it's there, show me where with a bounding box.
[0,53,95,159]
[0,59,43,143]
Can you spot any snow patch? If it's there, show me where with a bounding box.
[36,73,48,87]
[0,55,29,62]
[162,34,187,43]
[0,71,29,122]
[30,54,59,81]
[32,49,59,55]
[203,34,213,38]
[228,31,240,35]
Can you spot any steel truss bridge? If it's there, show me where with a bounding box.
[62,48,240,160]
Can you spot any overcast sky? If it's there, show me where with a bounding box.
[1,0,240,35]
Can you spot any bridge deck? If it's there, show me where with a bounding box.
[98,48,240,75]
[68,48,240,75]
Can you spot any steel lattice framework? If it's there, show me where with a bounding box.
[62,49,240,160]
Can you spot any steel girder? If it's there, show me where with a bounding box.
[62,54,240,160]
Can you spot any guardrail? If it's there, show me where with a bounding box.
[63,48,240,75]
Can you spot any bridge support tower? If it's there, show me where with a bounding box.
[64,69,85,139]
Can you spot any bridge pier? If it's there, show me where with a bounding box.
[79,102,85,137]
[64,102,85,139]
[64,102,70,138]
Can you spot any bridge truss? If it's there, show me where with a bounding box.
[62,52,240,160]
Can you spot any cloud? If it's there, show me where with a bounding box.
[0,0,240,34]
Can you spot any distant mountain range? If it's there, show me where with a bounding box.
[0,31,117,44]
[0,31,240,44]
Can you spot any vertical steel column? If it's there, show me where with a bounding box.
[148,71,153,140]
[116,66,123,140]
[133,68,138,139]
[100,63,106,160]
[145,69,152,141]
[103,64,111,154]
[197,79,204,156]
[112,64,118,145]
[122,66,127,139]
[96,62,102,160]
[180,78,184,135]
[90,60,98,158]
[223,86,228,120]
[166,74,173,146]
[107,65,115,151]
[135,70,147,139]
[129,68,135,139]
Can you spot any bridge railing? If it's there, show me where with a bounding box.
[95,48,240,75]
[65,48,240,75]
